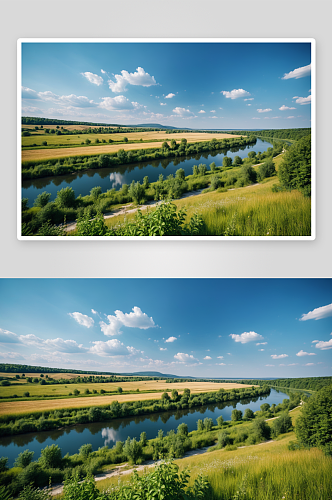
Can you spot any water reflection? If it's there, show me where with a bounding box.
[22,139,273,206]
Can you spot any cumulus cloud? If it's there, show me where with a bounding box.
[252,117,260,120]
[279,105,296,110]
[160,347,167,351]
[257,108,272,113]
[99,95,141,111]
[294,95,311,105]
[296,349,316,356]
[0,351,25,360]
[90,339,141,357]
[217,356,224,359]
[244,98,254,101]
[22,86,39,99]
[108,67,157,93]
[44,338,87,353]
[172,107,195,117]
[305,363,315,366]
[91,309,98,315]
[210,110,216,113]
[300,303,332,321]
[282,63,311,80]
[287,116,295,119]
[271,354,288,359]
[221,89,251,99]
[165,93,175,98]
[0,328,20,343]
[37,91,96,108]
[314,339,332,350]
[81,72,103,86]
[265,364,274,367]
[229,331,264,344]
[100,306,155,336]
[259,349,265,351]
[69,312,94,328]
[216,362,226,365]
[198,110,206,114]
[256,342,267,345]
[174,352,199,363]
[204,356,212,360]
[160,103,166,106]
[165,336,177,343]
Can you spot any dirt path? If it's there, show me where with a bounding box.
[63,189,205,232]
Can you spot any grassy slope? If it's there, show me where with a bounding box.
[80,408,332,500]
[104,155,311,237]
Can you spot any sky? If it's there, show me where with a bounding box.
[21,41,312,129]
[0,279,330,378]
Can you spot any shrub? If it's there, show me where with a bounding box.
[271,412,293,438]
[18,484,51,500]
[14,450,34,468]
[218,431,230,448]
[251,418,271,441]
[258,159,276,181]
[123,437,143,465]
[39,444,62,469]
[216,415,224,427]
[79,444,93,459]
[231,409,242,422]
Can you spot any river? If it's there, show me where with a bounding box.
[0,388,288,466]
[22,138,273,207]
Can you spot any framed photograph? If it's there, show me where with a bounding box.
[18,39,315,240]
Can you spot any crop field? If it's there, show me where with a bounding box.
[0,381,254,400]
[0,381,254,416]
[21,131,240,162]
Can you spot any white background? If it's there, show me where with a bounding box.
[1,0,331,278]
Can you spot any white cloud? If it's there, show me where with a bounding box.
[279,105,296,111]
[229,331,264,344]
[198,110,206,114]
[244,98,254,101]
[38,91,96,108]
[22,86,39,99]
[81,72,103,86]
[22,106,42,113]
[282,63,311,80]
[165,93,175,99]
[259,349,265,351]
[165,336,177,343]
[256,342,267,345]
[100,306,155,336]
[99,96,140,111]
[209,116,218,119]
[159,347,167,351]
[257,108,272,113]
[217,356,224,359]
[305,363,315,366]
[204,356,212,360]
[300,303,332,321]
[216,363,226,365]
[90,339,140,357]
[174,352,199,363]
[294,95,311,105]
[210,110,216,113]
[160,103,166,106]
[221,89,251,99]
[108,67,157,93]
[296,349,316,356]
[252,117,260,120]
[172,107,194,117]
[271,354,288,359]
[288,363,299,366]
[91,309,98,315]
[314,339,332,350]
[0,351,25,360]
[101,69,107,74]
[69,312,94,328]
[0,328,19,343]
[44,338,87,353]
[287,116,295,119]
[265,364,274,367]
[246,104,251,106]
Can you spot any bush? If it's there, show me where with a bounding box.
[33,192,51,208]
[216,415,224,427]
[218,431,230,448]
[55,187,76,208]
[18,484,51,500]
[258,159,276,181]
[231,410,242,422]
[123,437,143,465]
[39,444,62,469]
[251,418,271,441]
[14,450,34,468]
[271,412,293,438]
[278,135,311,196]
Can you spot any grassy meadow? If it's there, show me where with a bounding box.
[61,407,332,500]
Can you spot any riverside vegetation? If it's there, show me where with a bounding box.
[1,385,331,499]
[21,135,311,236]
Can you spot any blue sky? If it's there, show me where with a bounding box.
[0,279,330,378]
[21,41,312,129]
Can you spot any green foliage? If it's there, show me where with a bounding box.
[175,168,185,180]
[14,449,34,468]
[231,410,242,422]
[0,485,12,500]
[258,159,276,181]
[251,418,271,441]
[0,456,8,472]
[192,165,199,176]
[79,444,93,459]
[296,385,332,455]
[177,423,189,436]
[209,162,216,172]
[90,186,102,200]
[197,419,204,432]
[36,222,65,236]
[278,135,311,196]
[129,180,146,205]
[233,155,242,166]
[39,444,62,469]
[223,156,232,168]
[216,415,224,427]
[243,408,254,420]
[123,437,143,465]
[55,187,76,208]
[218,431,230,448]
[63,475,103,500]
[271,412,293,438]
[18,484,51,500]
[22,198,29,212]
[203,417,213,432]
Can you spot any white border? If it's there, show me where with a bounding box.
[17,38,316,241]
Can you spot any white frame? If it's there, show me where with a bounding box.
[17,38,316,241]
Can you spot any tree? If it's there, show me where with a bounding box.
[197,419,204,432]
[233,155,242,166]
[175,168,185,180]
[123,137,128,143]
[209,162,216,172]
[129,180,146,205]
[295,384,332,455]
[55,187,75,208]
[204,417,213,432]
[143,176,149,189]
[170,139,177,149]
[278,135,311,196]
[218,431,230,448]
[177,423,188,436]
[192,165,199,176]
[251,418,271,441]
[258,159,276,181]
[244,408,254,420]
[33,192,51,208]
[0,457,8,472]
[223,156,232,168]
[231,409,243,422]
[90,186,102,201]
[139,432,147,447]
[271,412,293,438]
[171,389,179,401]
[260,403,270,413]
[39,444,62,469]
[162,141,169,150]
[85,138,91,145]
[183,388,191,398]
[117,386,123,393]
[198,164,207,176]
[161,391,170,403]
[22,198,29,212]
[216,415,224,427]
[248,151,256,160]
[79,443,92,459]
[240,164,257,184]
